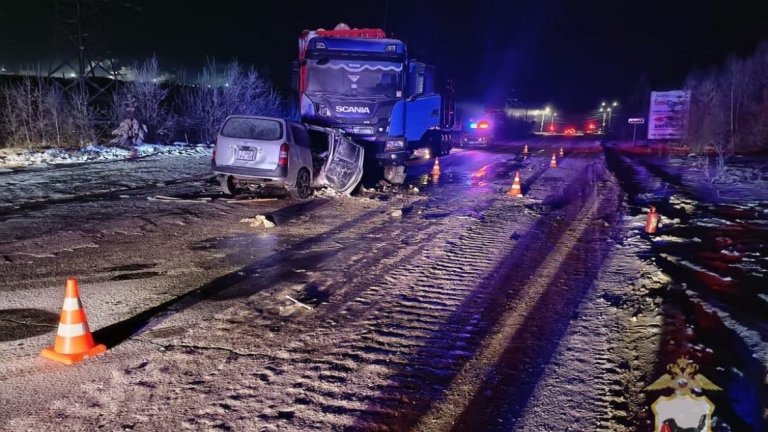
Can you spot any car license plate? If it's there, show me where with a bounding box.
[236,149,255,160]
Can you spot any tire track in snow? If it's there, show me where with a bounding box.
[223,159,561,430]
[413,164,608,431]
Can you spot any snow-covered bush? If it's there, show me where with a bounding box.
[110,56,175,144]
[110,118,147,147]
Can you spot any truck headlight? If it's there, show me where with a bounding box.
[318,104,331,117]
[385,138,405,151]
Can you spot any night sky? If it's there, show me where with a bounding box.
[1,0,767,112]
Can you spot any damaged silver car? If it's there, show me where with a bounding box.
[211,115,364,198]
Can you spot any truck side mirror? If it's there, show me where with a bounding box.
[407,62,426,100]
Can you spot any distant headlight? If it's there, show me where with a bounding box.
[385,138,405,151]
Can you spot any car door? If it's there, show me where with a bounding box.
[307,125,364,194]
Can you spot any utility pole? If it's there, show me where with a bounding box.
[49,0,122,100]
[383,0,390,31]
[540,107,550,133]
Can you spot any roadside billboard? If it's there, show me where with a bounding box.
[647,90,691,140]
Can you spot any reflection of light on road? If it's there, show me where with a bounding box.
[471,164,491,179]
[219,233,278,265]
[470,164,492,187]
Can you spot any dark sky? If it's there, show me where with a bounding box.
[1,0,767,111]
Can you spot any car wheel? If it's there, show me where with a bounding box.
[290,168,312,199]
[220,175,237,196]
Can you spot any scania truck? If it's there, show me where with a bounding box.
[294,23,456,184]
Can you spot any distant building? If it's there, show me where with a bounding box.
[504,107,548,122]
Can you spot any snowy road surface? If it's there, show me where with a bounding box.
[0,139,764,431]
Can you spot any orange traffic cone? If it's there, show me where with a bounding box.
[507,171,523,197]
[523,144,529,156]
[550,153,557,168]
[559,147,564,158]
[644,205,660,234]
[41,278,106,365]
[432,157,441,177]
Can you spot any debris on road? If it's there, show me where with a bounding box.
[240,214,276,228]
[286,295,314,311]
[148,195,212,203]
[278,305,297,316]
[222,197,279,204]
[315,188,339,198]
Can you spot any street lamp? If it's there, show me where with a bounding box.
[550,112,557,130]
[607,107,613,128]
[540,106,550,132]
[600,107,607,129]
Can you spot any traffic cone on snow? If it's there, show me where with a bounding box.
[644,205,660,234]
[507,171,523,197]
[41,278,106,365]
[523,144,529,156]
[431,157,441,177]
[559,147,564,158]
[550,153,557,168]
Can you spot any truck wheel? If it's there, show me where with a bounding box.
[290,168,312,199]
[220,175,237,196]
[384,165,406,184]
[431,136,443,157]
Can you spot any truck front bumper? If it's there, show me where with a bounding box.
[375,150,410,166]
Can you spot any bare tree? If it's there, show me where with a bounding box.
[68,84,99,146]
[181,60,283,143]
[43,83,66,147]
[686,70,730,183]
[742,42,768,153]
[1,76,100,149]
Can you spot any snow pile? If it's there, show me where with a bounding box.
[0,143,212,169]
[652,235,702,244]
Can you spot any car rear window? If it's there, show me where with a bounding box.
[221,117,283,140]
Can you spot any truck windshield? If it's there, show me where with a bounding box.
[307,59,402,98]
